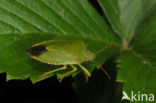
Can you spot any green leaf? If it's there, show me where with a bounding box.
[117,6,156,102]
[98,0,156,48]
[0,0,119,82]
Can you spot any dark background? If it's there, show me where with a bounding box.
[0,73,79,103]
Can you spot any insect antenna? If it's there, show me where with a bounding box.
[95,43,114,55]
[91,60,111,79]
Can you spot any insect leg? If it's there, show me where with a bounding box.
[39,65,67,78]
[61,64,77,79]
[95,43,114,55]
[91,60,111,79]
[101,66,111,79]
[78,64,91,77]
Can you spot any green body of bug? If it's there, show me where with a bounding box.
[26,40,96,79]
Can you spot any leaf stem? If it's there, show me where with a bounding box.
[121,39,129,51]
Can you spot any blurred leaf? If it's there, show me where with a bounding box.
[0,0,119,82]
[98,0,156,47]
[117,6,156,102]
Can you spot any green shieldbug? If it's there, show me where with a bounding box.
[26,40,112,80]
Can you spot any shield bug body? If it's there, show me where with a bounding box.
[26,40,112,80]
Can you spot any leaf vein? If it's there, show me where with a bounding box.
[40,0,84,35]
[0,5,43,32]
[15,0,67,35]
[0,19,21,33]
[59,0,96,38]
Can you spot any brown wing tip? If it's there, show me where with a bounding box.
[26,45,47,57]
